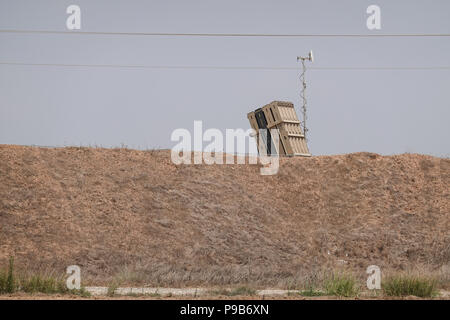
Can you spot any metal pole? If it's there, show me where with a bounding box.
[300,58,308,140]
[297,51,313,142]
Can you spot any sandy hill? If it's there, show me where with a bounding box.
[0,145,448,287]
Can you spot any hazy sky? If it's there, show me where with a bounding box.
[0,0,449,156]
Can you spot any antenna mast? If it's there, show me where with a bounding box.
[297,51,313,141]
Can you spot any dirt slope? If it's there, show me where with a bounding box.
[0,145,448,286]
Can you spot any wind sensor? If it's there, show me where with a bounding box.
[297,50,314,140]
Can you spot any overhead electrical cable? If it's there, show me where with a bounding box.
[1,29,450,38]
[1,62,449,70]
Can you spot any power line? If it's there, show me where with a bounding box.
[1,29,450,38]
[0,62,299,70]
[311,66,450,70]
[1,62,450,70]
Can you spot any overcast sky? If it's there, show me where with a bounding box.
[0,0,449,156]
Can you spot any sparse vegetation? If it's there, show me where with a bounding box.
[298,288,326,297]
[73,287,91,297]
[0,270,5,293]
[107,281,120,297]
[210,286,256,296]
[297,271,325,297]
[20,274,67,294]
[0,257,90,296]
[0,267,8,293]
[324,272,359,297]
[230,286,256,296]
[382,274,438,298]
[0,256,17,294]
[6,256,16,293]
[124,292,161,298]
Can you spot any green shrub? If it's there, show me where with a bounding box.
[0,257,90,296]
[0,269,6,293]
[299,274,325,297]
[298,288,325,297]
[72,287,91,298]
[107,281,120,297]
[6,257,15,293]
[382,275,438,298]
[20,274,68,294]
[0,256,18,294]
[19,273,90,296]
[324,273,359,297]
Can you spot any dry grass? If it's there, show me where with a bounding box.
[209,286,257,297]
[0,256,90,296]
[0,145,449,287]
[324,272,360,297]
[0,257,16,293]
[382,275,438,297]
[382,269,441,298]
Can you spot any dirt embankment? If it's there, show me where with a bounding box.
[0,145,448,287]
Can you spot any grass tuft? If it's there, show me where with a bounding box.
[324,272,359,297]
[0,256,17,294]
[298,288,326,297]
[0,257,90,296]
[382,274,438,298]
[6,256,16,293]
[20,274,66,294]
[0,267,7,294]
[107,281,120,297]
